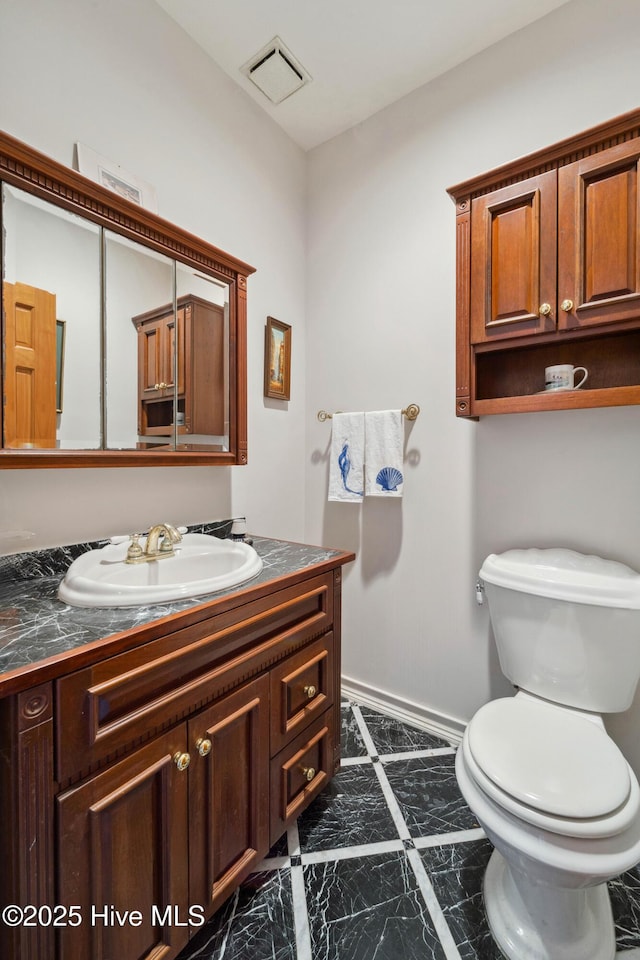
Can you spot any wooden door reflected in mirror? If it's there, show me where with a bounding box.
[3,281,56,448]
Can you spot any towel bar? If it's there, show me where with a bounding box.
[317,404,420,422]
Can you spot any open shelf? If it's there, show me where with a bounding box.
[472,385,640,416]
[472,328,640,414]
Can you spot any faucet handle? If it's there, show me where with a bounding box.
[126,534,144,562]
[153,522,182,554]
[159,523,182,549]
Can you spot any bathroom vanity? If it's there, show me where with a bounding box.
[0,532,354,960]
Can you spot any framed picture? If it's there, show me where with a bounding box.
[75,143,158,212]
[264,317,291,400]
[56,320,66,413]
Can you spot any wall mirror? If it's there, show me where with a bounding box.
[0,130,254,467]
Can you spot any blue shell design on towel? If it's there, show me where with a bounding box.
[376,466,404,492]
[339,442,363,496]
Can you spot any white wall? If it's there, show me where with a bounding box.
[305,0,640,768]
[0,0,307,550]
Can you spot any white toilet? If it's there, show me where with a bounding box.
[456,548,640,960]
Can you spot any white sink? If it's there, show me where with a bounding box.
[58,533,263,608]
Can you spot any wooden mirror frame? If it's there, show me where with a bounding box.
[0,130,255,468]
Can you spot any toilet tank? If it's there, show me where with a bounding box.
[479,548,640,713]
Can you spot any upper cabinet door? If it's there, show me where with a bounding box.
[470,170,557,344]
[558,137,640,331]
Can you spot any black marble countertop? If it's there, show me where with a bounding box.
[0,523,353,692]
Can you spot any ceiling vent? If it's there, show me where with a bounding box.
[241,37,311,105]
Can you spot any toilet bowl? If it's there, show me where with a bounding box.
[459,548,640,960]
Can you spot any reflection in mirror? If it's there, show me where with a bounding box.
[2,184,101,449]
[104,232,174,450]
[175,262,230,452]
[0,129,253,467]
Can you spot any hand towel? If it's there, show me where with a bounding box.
[328,412,364,502]
[364,410,404,497]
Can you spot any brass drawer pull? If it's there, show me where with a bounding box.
[196,737,212,758]
[302,766,316,782]
[304,684,317,699]
[173,751,191,772]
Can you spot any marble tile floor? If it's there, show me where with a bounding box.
[176,701,640,960]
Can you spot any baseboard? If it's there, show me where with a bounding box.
[341,674,466,745]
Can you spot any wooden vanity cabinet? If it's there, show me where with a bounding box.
[133,295,225,437]
[0,562,348,960]
[450,108,640,416]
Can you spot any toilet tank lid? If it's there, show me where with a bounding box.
[480,548,640,608]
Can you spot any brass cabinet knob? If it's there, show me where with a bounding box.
[173,751,191,772]
[539,303,552,317]
[196,737,212,758]
[302,766,316,782]
[561,299,574,312]
[304,684,317,699]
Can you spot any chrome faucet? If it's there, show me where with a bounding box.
[125,523,182,563]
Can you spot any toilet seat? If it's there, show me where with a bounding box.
[464,697,639,839]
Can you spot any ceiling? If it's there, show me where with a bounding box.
[154,0,574,151]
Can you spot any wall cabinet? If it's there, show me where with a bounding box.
[449,108,640,416]
[133,295,225,437]
[0,564,346,960]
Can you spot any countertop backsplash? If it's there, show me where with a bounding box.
[0,520,234,584]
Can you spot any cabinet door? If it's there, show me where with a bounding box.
[57,728,189,960]
[138,315,171,400]
[175,305,187,397]
[188,676,270,916]
[137,311,178,435]
[470,170,557,343]
[183,300,225,436]
[558,137,640,330]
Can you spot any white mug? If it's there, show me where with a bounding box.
[544,363,588,392]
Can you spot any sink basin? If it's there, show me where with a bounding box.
[58,533,263,608]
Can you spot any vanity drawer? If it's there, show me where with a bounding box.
[270,633,334,755]
[270,709,334,845]
[55,573,333,782]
